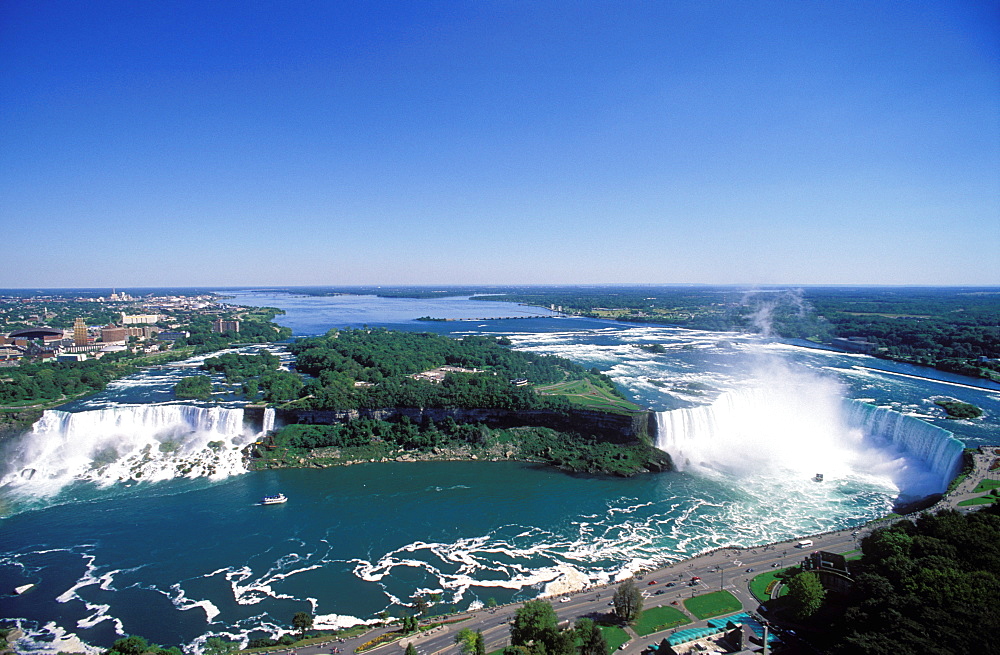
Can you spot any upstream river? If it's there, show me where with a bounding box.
[1,291,998,652]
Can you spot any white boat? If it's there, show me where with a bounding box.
[15,583,34,595]
[260,493,287,505]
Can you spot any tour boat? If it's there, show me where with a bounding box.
[260,493,288,505]
[813,473,824,482]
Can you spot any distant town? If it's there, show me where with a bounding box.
[0,290,251,366]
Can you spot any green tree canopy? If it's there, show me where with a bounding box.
[576,618,609,655]
[612,578,643,624]
[510,599,559,648]
[292,611,313,638]
[787,571,826,620]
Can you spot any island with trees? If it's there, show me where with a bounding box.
[238,328,670,477]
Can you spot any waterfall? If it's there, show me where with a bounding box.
[843,399,964,492]
[261,407,276,435]
[655,388,964,497]
[1,404,255,492]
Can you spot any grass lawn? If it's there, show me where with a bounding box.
[598,624,631,650]
[749,570,791,603]
[535,378,641,414]
[958,495,996,507]
[632,606,691,636]
[974,479,1000,493]
[683,591,742,620]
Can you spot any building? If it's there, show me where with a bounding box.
[125,325,159,339]
[101,325,127,344]
[73,317,89,347]
[212,319,240,334]
[121,313,160,325]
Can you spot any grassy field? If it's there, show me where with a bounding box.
[974,479,1000,492]
[958,495,996,507]
[598,624,631,650]
[749,570,791,603]
[683,591,742,620]
[633,606,691,636]
[535,378,642,414]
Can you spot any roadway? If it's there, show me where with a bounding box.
[312,528,861,655]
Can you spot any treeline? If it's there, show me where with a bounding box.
[174,312,292,354]
[173,350,304,403]
[823,506,1000,654]
[259,417,670,476]
[0,354,138,405]
[287,328,601,411]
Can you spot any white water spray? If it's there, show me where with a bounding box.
[655,365,963,499]
[1,404,259,494]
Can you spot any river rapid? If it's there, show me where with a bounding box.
[1,291,998,652]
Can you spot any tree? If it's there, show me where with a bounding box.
[292,611,313,638]
[405,644,418,655]
[612,578,643,624]
[510,599,559,648]
[412,593,430,616]
[455,628,479,655]
[174,374,213,400]
[106,636,149,655]
[475,630,486,655]
[576,618,609,655]
[787,572,826,620]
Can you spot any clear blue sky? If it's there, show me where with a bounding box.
[2,1,998,287]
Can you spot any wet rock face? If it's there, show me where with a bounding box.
[277,407,656,445]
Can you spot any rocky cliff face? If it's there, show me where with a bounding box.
[270,406,659,446]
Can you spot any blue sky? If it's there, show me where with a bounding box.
[2,1,998,287]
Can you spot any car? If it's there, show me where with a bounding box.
[654,589,665,595]
[618,643,629,651]
[647,580,656,585]
[746,568,754,573]
[559,597,571,603]
[608,602,614,606]
[665,582,675,587]
[690,576,701,581]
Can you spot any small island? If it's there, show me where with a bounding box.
[935,399,984,420]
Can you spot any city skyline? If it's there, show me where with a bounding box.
[2,1,998,287]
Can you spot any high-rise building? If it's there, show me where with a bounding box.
[73,317,88,346]
[212,319,240,334]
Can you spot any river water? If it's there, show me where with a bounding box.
[1,292,998,652]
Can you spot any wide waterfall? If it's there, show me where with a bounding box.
[1,404,259,493]
[656,388,964,499]
[844,400,964,492]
